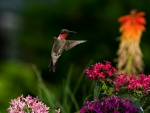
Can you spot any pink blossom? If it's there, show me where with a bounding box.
[114,73,150,95]
[127,84,134,90]
[85,61,117,80]
[55,108,60,113]
[135,82,141,89]
[8,95,49,113]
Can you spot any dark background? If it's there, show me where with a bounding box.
[1,0,150,112]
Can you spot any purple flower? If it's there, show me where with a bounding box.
[80,96,140,113]
[8,95,49,113]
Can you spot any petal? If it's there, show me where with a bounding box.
[136,12,145,17]
[118,15,131,23]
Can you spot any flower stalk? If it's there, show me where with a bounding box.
[116,9,146,74]
[126,54,132,74]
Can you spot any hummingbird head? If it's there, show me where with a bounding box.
[59,29,77,39]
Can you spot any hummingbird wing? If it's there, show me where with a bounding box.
[65,40,86,51]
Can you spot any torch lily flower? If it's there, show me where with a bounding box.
[116,9,146,74]
[118,9,146,42]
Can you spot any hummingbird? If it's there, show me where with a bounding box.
[49,29,86,72]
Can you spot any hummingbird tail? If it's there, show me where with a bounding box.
[49,58,56,72]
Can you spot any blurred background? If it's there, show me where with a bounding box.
[1,0,150,112]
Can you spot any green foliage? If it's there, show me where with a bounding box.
[94,81,101,99]
[1,0,150,112]
[0,60,37,113]
[32,59,93,113]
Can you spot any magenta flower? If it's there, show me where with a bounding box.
[85,61,117,80]
[8,95,49,113]
[114,73,150,95]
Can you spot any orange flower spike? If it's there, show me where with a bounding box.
[118,9,146,42]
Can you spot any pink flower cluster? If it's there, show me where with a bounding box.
[85,61,117,79]
[8,95,49,113]
[55,108,61,113]
[114,73,150,94]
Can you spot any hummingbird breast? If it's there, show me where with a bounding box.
[52,38,66,57]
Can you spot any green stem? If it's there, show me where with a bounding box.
[32,65,66,113]
[63,64,74,113]
[73,59,94,95]
[126,54,132,74]
[144,106,150,113]
[141,96,147,107]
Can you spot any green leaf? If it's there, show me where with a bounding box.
[94,81,101,99]
[142,96,150,113]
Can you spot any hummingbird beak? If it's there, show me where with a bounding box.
[69,31,77,33]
